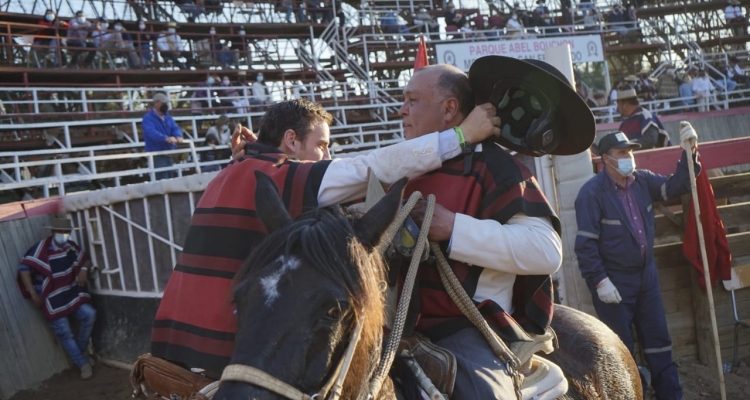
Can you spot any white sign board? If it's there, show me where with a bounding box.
[435,35,604,71]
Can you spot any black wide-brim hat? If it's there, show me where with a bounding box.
[469,55,596,156]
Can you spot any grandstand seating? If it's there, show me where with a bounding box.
[1,0,749,201]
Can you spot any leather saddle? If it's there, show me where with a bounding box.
[397,333,457,398]
[131,353,214,400]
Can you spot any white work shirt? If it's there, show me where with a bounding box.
[692,76,714,93]
[251,82,268,102]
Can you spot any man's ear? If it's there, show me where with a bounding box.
[443,97,459,122]
[282,129,298,150]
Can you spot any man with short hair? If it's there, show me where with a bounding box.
[616,88,669,149]
[156,21,193,69]
[142,92,184,180]
[395,63,565,399]
[575,128,700,400]
[65,10,96,67]
[151,97,502,376]
[17,217,96,380]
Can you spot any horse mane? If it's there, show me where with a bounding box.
[233,206,387,399]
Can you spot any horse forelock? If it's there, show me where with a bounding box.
[233,206,387,398]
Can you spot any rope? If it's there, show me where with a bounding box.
[369,190,522,399]
[431,242,524,399]
[369,191,434,398]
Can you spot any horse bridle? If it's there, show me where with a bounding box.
[219,315,367,400]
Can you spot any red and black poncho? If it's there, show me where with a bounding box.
[406,143,561,343]
[151,143,330,373]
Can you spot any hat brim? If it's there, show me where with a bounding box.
[469,56,596,156]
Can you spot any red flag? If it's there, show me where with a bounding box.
[414,35,429,71]
[682,156,732,291]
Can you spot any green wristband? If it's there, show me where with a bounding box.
[454,126,471,153]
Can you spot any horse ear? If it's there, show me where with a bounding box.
[254,170,293,233]
[355,177,408,250]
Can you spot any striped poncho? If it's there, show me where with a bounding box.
[17,237,91,321]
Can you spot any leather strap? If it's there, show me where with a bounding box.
[221,365,313,400]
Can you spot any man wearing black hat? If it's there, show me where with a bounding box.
[574,126,700,400]
[391,58,596,398]
[17,216,96,380]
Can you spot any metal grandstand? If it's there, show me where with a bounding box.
[1,0,749,202]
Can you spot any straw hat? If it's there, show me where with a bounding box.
[624,75,639,82]
[167,21,178,28]
[615,88,639,101]
[43,217,82,231]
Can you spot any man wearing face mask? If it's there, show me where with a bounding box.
[134,20,156,68]
[65,10,96,68]
[142,93,184,180]
[575,126,701,400]
[156,21,193,70]
[35,9,68,67]
[17,217,96,380]
[249,72,270,109]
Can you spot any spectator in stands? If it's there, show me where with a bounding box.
[192,74,220,114]
[208,26,234,69]
[505,12,526,38]
[533,0,557,34]
[715,61,738,95]
[65,10,96,68]
[561,0,573,26]
[17,216,96,380]
[727,56,749,85]
[678,67,696,109]
[692,68,714,112]
[109,19,141,68]
[335,0,346,26]
[142,93,184,180]
[444,2,469,31]
[219,75,249,112]
[512,1,531,26]
[306,0,320,23]
[249,72,271,109]
[380,10,411,38]
[175,0,204,23]
[230,27,251,67]
[656,66,680,108]
[200,129,222,172]
[634,68,656,101]
[487,13,505,37]
[134,20,155,68]
[90,17,109,48]
[608,81,622,116]
[616,88,670,149]
[203,114,233,168]
[156,22,193,70]
[623,74,639,89]
[583,8,601,31]
[607,4,628,35]
[414,7,439,33]
[724,0,747,37]
[281,0,294,23]
[35,9,68,67]
[624,4,638,31]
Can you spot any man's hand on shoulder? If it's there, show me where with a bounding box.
[459,103,502,144]
[231,123,258,160]
[410,200,456,242]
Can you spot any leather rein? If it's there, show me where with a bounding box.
[219,315,366,400]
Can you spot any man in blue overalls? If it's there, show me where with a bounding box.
[574,126,700,400]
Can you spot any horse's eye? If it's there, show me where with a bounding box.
[326,306,342,320]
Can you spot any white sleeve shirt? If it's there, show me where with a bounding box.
[317,129,461,207]
[449,212,562,313]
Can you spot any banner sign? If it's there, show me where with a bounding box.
[434,35,604,71]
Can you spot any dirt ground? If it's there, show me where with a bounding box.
[9,356,750,400]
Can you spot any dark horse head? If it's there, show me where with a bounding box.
[214,171,407,400]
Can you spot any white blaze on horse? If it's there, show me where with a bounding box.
[212,171,642,400]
